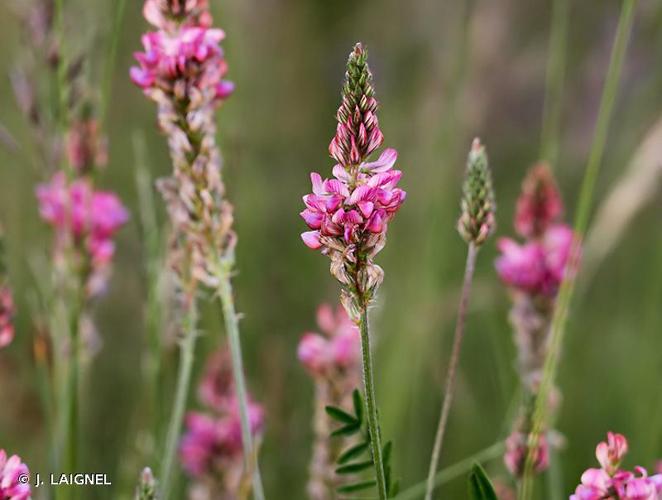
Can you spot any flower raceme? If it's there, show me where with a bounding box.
[0,450,31,500]
[180,348,264,495]
[571,432,662,500]
[300,43,405,320]
[495,164,575,297]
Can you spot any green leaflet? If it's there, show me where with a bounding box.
[327,389,400,497]
[468,463,498,500]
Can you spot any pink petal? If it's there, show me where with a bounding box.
[362,148,398,172]
[301,231,322,249]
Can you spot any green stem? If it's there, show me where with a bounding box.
[395,441,505,500]
[134,131,165,457]
[100,0,128,127]
[216,260,266,500]
[359,306,388,500]
[425,243,478,500]
[540,0,569,166]
[160,303,198,500]
[519,1,638,498]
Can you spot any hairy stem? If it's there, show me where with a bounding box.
[359,306,388,499]
[519,1,638,498]
[216,261,266,500]
[425,242,478,500]
[160,303,198,500]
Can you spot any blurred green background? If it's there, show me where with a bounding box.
[0,0,661,498]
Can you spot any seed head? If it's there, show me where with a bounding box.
[458,138,496,246]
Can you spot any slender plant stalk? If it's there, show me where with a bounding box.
[425,242,478,500]
[160,303,198,500]
[216,259,266,500]
[395,441,505,500]
[134,131,165,454]
[519,1,638,498]
[540,0,569,166]
[358,306,388,500]
[100,0,128,127]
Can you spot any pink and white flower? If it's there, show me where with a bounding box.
[495,223,574,297]
[300,148,406,256]
[131,26,232,102]
[0,450,31,500]
[180,400,264,477]
[570,433,662,500]
[297,304,360,377]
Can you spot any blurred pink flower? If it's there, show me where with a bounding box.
[180,400,264,478]
[0,450,31,500]
[36,173,128,241]
[0,286,15,349]
[131,27,232,103]
[503,430,549,477]
[297,304,360,377]
[495,223,574,297]
[197,348,235,412]
[36,172,128,295]
[514,163,564,239]
[571,433,662,500]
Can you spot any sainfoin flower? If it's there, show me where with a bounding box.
[514,163,563,239]
[504,430,549,477]
[180,347,264,496]
[131,0,235,291]
[571,432,662,500]
[300,43,405,321]
[497,163,577,480]
[297,303,360,377]
[495,223,573,296]
[36,171,128,294]
[0,450,31,500]
[179,401,264,477]
[0,286,15,349]
[130,27,233,102]
[298,304,362,499]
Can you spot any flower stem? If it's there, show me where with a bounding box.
[519,1,638,498]
[395,441,505,500]
[425,242,478,500]
[160,303,198,500]
[359,306,388,500]
[216,259,266,500]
